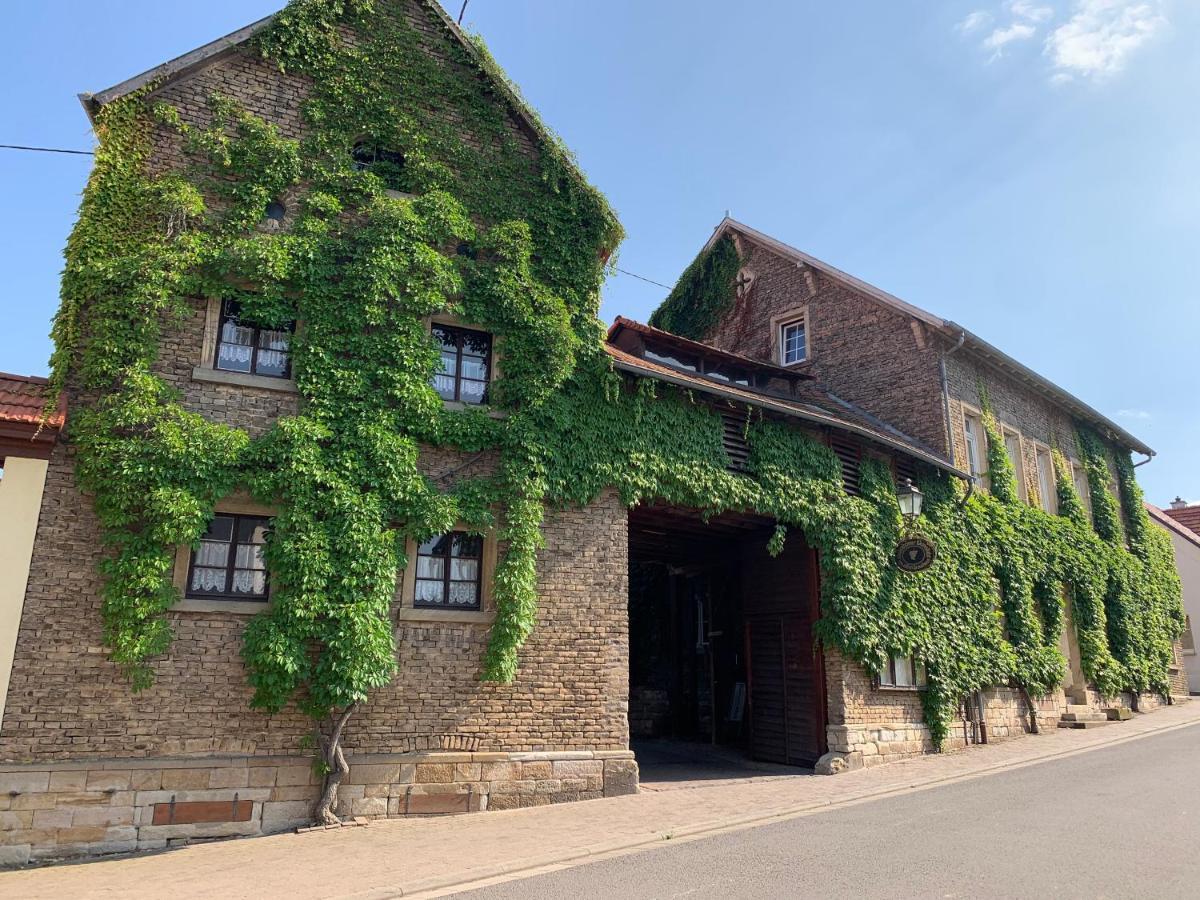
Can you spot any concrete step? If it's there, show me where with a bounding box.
[1058,718,1111,729]
[1105,707,1134,721]
[1065,704,1096,717]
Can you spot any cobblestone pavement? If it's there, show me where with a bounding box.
[3,701,1198,900]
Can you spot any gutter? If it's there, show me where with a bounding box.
[609,357,971,482]
[944,321,1155,458]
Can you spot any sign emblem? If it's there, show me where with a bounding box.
[895,535,936,573]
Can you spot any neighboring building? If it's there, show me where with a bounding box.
[0,375,64,734]
[1159,500,1200,693]
[655,217,1188,710]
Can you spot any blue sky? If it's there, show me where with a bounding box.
[1,1,1196,503]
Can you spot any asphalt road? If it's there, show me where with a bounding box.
[457,723,1200,899]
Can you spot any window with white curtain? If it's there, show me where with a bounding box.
[215,299,293,378]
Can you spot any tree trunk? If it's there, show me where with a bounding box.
[1018,685,1040,735]
[313,704,356,825]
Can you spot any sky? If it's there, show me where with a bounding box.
[1,1,1196,504]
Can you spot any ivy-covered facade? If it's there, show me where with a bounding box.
[0,0,1186,863]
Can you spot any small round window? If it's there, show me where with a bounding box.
[265,200,287,222]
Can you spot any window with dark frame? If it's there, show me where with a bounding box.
[413,532,483,610]
[215,299,294,378]
[878,654,927,689]
[186,514,271,602]
[780,318,807,365]
[433,324,492,405]
[352,141,408,191]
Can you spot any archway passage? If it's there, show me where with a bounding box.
[628,503,828,780]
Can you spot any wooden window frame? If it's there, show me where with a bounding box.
[399,525,498,624]
[1001,426,1028,503]
[1070,461,1093,519]
[1032,442,1058,514]
[770,308,810,368]
[413,531,484,612]
[172,496,277,615]
[877,654,927,691]
[194,298,298,394]
[431,321,494,407]
[961,405,989,491]
[214,298,295,380]
[184,513,271,603]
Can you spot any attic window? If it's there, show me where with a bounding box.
[352,141,408,192]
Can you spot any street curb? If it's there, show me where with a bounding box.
[388,710,1200,899]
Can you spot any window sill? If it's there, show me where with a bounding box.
[192,366,298,394]
[174,597,268,616]
[396,607,495,625]
[442,400,507,419]
[875,685,926,693]
[384,189,418,201]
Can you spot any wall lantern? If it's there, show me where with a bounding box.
[895,479,935,573]
[897,478,924,527]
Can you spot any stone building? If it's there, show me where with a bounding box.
[0,1,1183,867]
[659,216,1189,735]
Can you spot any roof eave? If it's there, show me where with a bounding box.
[948,323,1154,457]
[81,14,278,125]
[609,355,969,481]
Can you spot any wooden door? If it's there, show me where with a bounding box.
[743,536,826,767]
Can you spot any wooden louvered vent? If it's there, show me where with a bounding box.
[718,407,751,473]
[896,456,920,493]
[829,434,862,497]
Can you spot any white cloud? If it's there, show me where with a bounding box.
[984,22,1038,55]
[1045,0,1167,82]
[1118,408,1153,420]
[1010,0,1054,22]
[958,10,994,34]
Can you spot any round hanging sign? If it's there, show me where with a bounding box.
[895,535,936,573]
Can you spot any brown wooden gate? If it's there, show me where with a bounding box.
[742,536,827,767]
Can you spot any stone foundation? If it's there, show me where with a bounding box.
[0,749,638,865]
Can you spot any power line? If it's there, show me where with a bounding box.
[458,1,470,25]
[1,143,674,291]
[615,267,672,290]
[1,144,93,156]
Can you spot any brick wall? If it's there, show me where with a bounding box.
[703,235,948,452]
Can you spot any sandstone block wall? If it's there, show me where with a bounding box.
[0,749,638,865]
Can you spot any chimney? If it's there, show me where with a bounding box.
[1170,496,1188,510]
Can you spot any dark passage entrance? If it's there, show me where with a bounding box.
[628,504,827,770]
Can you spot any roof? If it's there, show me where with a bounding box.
[0,372,64,459]
[603,325,968,481]
[76,2,599,202]
[1146,503,1200,554]
[702,217,1155,458]
[609,316,814,383]
[1163,503,1200,538]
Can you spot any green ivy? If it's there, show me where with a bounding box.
[648,234,741,340]
[48,0,1183,795]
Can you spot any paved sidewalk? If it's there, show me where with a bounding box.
[4,701,1199,900]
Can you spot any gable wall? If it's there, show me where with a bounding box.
[703,236,948,453]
